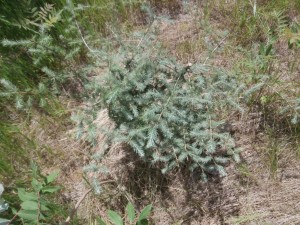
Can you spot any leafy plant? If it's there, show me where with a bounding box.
[9,164,61,225]
[98,203,152,225]
[0,79,50,111]
[1,1,88,100]
[79,33,242,180]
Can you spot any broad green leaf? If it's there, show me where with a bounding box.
[21,201,49,211]
[18,209,38,221]
[21,201,38,211]
[46,170,59,184]
[41,186,61,194]
[126,202,135,223]
[31,179,43,192]
[108,210,123,225]
[17,189,38,202]
[11,208,17,214]
[138,205,152,222]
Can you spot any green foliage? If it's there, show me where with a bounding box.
[13,164,61,225]
[0,78,50,111]
[0,165,61,225]
[98,203,152,225]
[0,0,85,195]
[1,2,87,96]
[81,33,242,178]
[266,136,280,178]
[0,1,82,190]
[210,0,290,46]
[0,0,88,187]
[73,0,139,34]
[229,5,300,127]
[0,120,37,182]
[126,203,135,223]
[235,39,300,128]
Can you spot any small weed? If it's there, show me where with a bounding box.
[1,162,64,225]
[267,142,280,178]
[263,130,282,179]
[97,202,152,225]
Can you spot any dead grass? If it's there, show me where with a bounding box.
[64,3,300,224]
[158,13,205,63]
[69,110,300,224]
[13,99,94,223]
[229,134,300,225]
[82,108,299,225]
[16,2,300,225]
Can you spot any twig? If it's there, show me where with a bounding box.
[203,34,228,65]
[7,210,20,225]
[68,3,99,54]
[249,0,257,16]
[64,189,92,224]
[64,179,115,224]
[73,17,97,53]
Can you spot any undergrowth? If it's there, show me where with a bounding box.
[0,163,66,225]
[78,33,243,180]
[1,0,300,224]
[207,0,300,179]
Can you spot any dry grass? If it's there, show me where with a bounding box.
[228,133,300,225]
[14,99,94,222]
[67,111,300,224]
[158,13,204,63]
[19,1,300,224]
[64,2,300,224]
[79,109,299,225]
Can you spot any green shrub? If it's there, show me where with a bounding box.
[80,34,242,179]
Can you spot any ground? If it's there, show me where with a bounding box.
[27,2,300,224]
